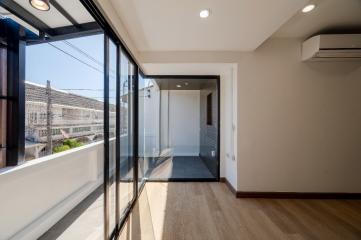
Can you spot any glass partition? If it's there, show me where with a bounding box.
[0,2,140,239]
[26,34,106,240]
[108,38,117,234]
[139,77,220,181]
[117,49,135,221]
[138,74,158,186]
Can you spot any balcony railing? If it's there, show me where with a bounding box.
[0,141,105,240]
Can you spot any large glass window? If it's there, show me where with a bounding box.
[26,34,106,239]
[1,2,141,239]
[138,74,157,186]
[118,49,135,217]
[25,34,105,159]
[108,38,117,234]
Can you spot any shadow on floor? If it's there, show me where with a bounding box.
[39,185,104,240]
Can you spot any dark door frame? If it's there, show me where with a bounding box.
[141,74,221,183]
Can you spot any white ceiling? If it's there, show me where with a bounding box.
[274,0,361,39]
[110,0,308,51]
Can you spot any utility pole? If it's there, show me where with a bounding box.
[46,80,52,155]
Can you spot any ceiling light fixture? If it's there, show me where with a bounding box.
[200,9,210,18]
[29,0,50,11]
[302,4,316,13]
[176,84,182,88]
[184,82,189,86]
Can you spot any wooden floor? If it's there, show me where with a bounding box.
[118,182,361,240]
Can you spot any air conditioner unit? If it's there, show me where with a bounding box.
[302,34,361,61]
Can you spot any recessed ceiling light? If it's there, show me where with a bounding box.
[176,84,182,88]
[200,9,210,18]
[29,0,50,11]
[302,4,316,13]
[184,82,189,86]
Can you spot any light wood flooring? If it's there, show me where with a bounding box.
[118,182,361,240]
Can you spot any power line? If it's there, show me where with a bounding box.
[47,42,103,74]
[63,40,116,75]
[63,40,103,67]
[60,88,115,91]
[48,42,118,78]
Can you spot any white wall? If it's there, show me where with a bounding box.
[0,142,104,240]
[162,90,200,156]
[237,38,361,193]
[140,38,361,193]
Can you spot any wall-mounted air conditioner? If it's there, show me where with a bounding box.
[302,34,361,61]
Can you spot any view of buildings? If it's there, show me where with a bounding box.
[25,81,119,160]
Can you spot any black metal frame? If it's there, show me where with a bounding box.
[50,0,78,26]
[140,74,221,183]
[133,67,139,196]
[0,18,25,167]
[0,0,101,44]
[79,0,141,71]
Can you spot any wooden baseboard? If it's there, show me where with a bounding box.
[220,178,361,199]
[236,192,361,199]
[220,177,237,195]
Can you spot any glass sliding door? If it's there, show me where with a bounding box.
[26,34,106,240]
[107,38,117,236]
[138,73,145,187]
[117,49,135,221]
[138,73,158,187]
[1,1,146,239]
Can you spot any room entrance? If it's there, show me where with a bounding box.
[138,76,220,181]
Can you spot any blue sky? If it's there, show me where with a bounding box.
[26,33,147,105]
[26,34,118,103]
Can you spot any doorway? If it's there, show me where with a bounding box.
[138,76,220,181]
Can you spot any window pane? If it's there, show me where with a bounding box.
[138,74,155,187]
[118,50,134,217]
[26,35,105,159]
[108,39,117,232]
[26,34,105,239]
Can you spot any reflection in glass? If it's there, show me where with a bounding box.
[138,74,157,187]
[117,50,134,220]
[108,39,117,233]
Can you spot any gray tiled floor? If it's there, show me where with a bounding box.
[146,156,216,180]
